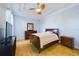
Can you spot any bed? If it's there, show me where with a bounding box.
[30,28,60,53]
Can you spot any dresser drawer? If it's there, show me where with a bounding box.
[61,36,74,49]
[61,39,72,44]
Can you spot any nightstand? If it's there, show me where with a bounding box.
[60,36,74,49]
[25,30,37,40]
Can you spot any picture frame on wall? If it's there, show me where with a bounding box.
[27,23,34,30]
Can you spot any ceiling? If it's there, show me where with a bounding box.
[6,3,75,17]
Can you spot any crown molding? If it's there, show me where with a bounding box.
[46,4,78,17]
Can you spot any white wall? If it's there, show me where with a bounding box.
[39,4,79,49]
[39,15,61,32]
[14,15,39,40]
[0,4,6,39]
[0,4,6,28]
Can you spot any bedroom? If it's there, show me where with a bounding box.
[0,3,79,56]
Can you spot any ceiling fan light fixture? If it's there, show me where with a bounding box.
[39,4,45,11]
[36,8,41,12]
[29,3,45,15]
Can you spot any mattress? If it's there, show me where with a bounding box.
[32,33,59,48]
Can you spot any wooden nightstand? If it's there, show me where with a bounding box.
[25,30,37,40]
[61,36,74,49]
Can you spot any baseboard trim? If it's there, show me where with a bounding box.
[74,46,79,49]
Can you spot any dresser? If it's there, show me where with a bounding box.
[25,30,37,40]
[61,36,74,49]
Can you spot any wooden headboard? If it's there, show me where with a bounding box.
[45,28,59,37]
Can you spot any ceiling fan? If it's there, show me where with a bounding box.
[29,3,45,15]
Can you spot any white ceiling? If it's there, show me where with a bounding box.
[6,3,76,17]
[44,3,74,14]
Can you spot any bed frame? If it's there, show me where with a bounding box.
[30,28,60,53]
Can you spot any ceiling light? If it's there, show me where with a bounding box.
[39,4,45,11]
[36,8,41,12]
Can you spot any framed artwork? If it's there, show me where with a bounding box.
[27,23,34,30]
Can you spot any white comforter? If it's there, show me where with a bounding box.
[32,33,59,48]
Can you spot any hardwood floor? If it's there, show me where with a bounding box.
[16,40,79,56]
[74,49,79,55]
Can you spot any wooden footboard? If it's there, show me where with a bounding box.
[30,35,41,52]
[30,35,59,53]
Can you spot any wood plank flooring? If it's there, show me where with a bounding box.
[16,40,79,56]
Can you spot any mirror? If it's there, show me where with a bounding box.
[27,23,34,30]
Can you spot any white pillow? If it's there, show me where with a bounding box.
[45,31,52,34]
[53,30,57,33]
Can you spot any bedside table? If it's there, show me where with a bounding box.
[25,30,37,40]
[61,36,74,49]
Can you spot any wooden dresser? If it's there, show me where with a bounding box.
[25,30,37,40]
[61,36,74,49]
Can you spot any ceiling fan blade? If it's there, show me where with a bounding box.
[36,12,42,15]
[37,3,39,5]
[29,8,36,10]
